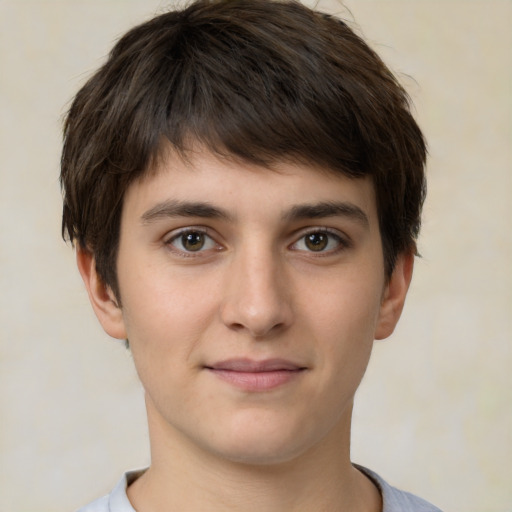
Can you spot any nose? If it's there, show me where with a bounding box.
[220,246,293,338]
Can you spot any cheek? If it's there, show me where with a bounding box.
[307,272,384,381]
[121,296,199,410]
[306,269,384,338]
[118,267,220,370]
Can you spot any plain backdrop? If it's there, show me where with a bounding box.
[1,1,511,511]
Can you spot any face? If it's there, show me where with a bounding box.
[80,148,412,466]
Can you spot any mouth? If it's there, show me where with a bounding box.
[204,358,307,392]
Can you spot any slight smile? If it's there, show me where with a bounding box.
[205,359,308,392]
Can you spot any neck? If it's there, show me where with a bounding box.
[128,396,381,512]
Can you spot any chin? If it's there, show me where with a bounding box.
[199,411,322,467]
[211,438,309,467]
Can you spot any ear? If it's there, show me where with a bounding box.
[76,246,127,340]
[374,251,414,340]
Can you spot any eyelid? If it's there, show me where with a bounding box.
[289,227,351,253]
[164,225,212,243]
[164,226,223,256]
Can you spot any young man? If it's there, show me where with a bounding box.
[61,0,440,510]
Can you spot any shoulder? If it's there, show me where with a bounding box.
[355,465,443,512]
[76,494,109,512]
[75,469,145,512]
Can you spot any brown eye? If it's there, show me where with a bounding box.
[168,229,217,254]
[304,232,329,251]
[291,230,345,254]
[181,231,205,251]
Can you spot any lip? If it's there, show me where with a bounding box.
[205,358,307,392]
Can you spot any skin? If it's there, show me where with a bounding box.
[78,147,413,512]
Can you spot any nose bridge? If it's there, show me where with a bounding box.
[220,237,292,337]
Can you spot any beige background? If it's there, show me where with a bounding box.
[1,1,511,511]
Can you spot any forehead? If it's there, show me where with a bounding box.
[123,148,379,226]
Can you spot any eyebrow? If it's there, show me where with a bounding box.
[283,201,369,227]
[141,200,232,224]
[140,199,369,227]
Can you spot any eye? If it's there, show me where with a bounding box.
[291,230,346,253]
[167,229,219,254]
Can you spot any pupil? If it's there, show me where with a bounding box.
[306,233,328,251]
[183,232,204,251]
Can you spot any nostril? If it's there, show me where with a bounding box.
[219,262,293,337]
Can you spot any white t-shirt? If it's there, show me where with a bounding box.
[77,465,442,512]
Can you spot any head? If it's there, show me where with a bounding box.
[61,0,426,302]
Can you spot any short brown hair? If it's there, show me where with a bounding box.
[61,0,426,299]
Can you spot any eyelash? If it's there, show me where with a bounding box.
[165,227,220,258]
[164,227,350,257]
[290,228,350,255]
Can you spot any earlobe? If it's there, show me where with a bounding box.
[76,246,127,340]
[374,251,414,340]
